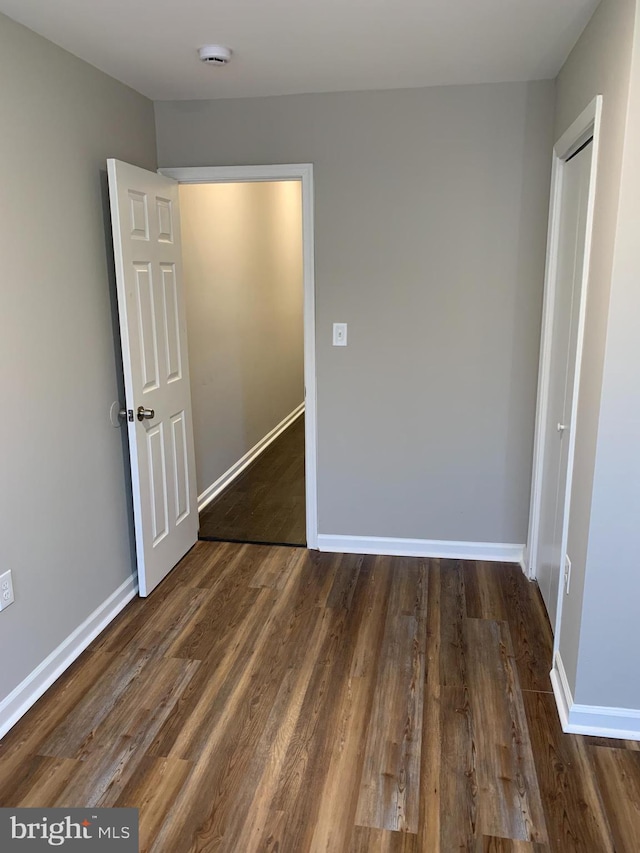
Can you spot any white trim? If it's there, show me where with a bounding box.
[551,652,640,741]
[198,403,305,512]
[317,535,524,563]
[550,649,574,730]
[526,153,562,581]
[555,99,602,160]
[160,164,308,184]
[159,163,318,549]
[526,96,602,644]
[0,576,137,740]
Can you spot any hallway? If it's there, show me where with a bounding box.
[198,416,306,546]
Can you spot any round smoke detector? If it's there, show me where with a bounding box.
[198,45,232,66]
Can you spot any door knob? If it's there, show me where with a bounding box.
[557,423,567,433]
[137,406,155,421]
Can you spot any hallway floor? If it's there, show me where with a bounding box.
[1,542,639,851]
[198,415,305,546]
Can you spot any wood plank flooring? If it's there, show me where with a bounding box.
[1,542,639,851]
[198,415,305,546]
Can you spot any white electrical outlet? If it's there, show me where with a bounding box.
[0,570,14,611]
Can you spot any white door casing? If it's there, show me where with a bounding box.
[526,96,602,640]
[108,159,198,596]
[158,163,318,549]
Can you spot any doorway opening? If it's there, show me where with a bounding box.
[179,179,306,546]
[161,164,318,551]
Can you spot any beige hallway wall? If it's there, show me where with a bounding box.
[179,181,304,499]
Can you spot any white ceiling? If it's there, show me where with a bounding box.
[0,0,599,101]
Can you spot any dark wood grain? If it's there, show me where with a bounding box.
[0,755,79,808]
[476,838,548,852]
[114,756,192,851]
[1,542,638,852]
[464,560,510,620]
[308,561,391,851]
[436,686,478,851]
[465,561,553,692]
[437,558,469,687]
[522,689,614,851]
[419,560,443,851]
[500,564,554,693]
[349,825,419,852]
[198,414,305,545]
[355,559,427,832]
[587,735,640,751]
[266,569,379,852]
[466,618,547,843]
[590,745,640,852]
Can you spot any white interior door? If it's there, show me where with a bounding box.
[536,140,593,626]
[108,159,198,596]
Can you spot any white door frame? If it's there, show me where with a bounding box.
[525,97,602,637]
[158,163,318,549]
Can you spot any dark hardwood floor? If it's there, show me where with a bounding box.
[198,415,305,546]
[1,542,638,851]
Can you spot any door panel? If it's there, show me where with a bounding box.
[148,423,169,544]
[170,411,191,524]
[134,263,160,391]
[128,190,149,239]
[160,264,182,382]
[108,159,198,596]
[537,141,593,626]
[157,197,174,242]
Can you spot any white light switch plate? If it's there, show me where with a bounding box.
[333,323,347,346]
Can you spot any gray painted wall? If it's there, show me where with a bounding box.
[553,0,637,700]
[179,181,304,497]
[572,2,640,709]
[0,13,157,701]
[156,81,555,544]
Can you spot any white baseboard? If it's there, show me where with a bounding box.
[316,535,524,564]
[551,651,640,741]
[198,402,305,513]
[0,575,138,741]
